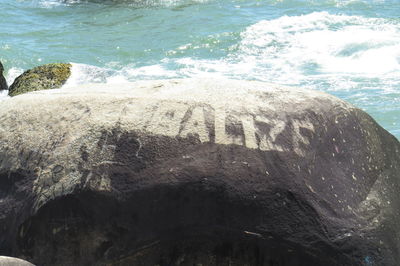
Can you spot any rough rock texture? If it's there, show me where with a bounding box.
[0,256,34,266]
[8,63,71,97]
[0,62,8,91]
[0,79,399,266]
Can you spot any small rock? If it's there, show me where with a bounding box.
[8,63,71,97]
[0,61,8,91]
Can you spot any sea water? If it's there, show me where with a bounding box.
[0,0,399,138]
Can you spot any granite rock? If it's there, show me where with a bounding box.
[0,79,399,265]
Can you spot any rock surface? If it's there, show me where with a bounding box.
[0,78,399,266]
[0,256,34,266]
[0,62,8,91]
[8,63,71,97]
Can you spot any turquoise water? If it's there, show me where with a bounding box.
[1,0,399,138]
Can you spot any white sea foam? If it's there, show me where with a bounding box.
[0,90,8,101]
[6,67,24,85]
[63,63,114,88]
[237,12,400,84]
[122,64,180,79]
[0,67,24,101]
[64,63,180,88]
[59,11,400,104]
[62,12,399,95]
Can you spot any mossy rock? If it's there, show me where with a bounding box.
[8,63,71,96]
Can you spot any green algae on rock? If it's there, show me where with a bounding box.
[0,61,8,91]
[8,63,71,96]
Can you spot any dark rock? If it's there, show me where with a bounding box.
[8,63,71,97]
[0,61,8,91]
[0,256,34,266]
[0,79,399,266]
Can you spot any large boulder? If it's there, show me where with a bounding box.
[0,79,399,266]
[0,256,34,266]
[8,63,71,97]
[0,62,7,91]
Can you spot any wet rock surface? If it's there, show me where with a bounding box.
[0,79,399,265]
[0,62,8,91]
[8,63,71,97]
